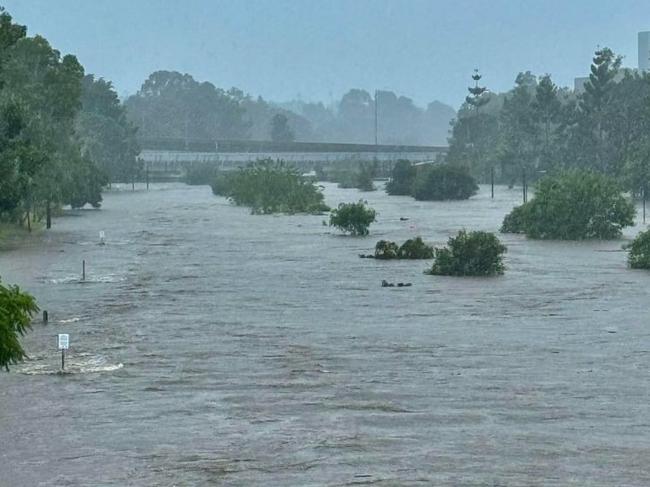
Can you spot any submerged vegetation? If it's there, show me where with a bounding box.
[185,163,220,186]
[0,277,38,371]
[386,160,417,195]
[628,230,650,269]
[318,161,377,192]
[412,164,478,201]
[428,230,506,276]
[373,237,434,259]
[501,170,635,240]
[386,161,478,201]
[210,159,329,214]
[329,201,376,236]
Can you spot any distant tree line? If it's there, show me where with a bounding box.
[0,8,139,229]
[448,48,650,198]
[124,71,456,146]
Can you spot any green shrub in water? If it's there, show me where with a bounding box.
[628,229,650,269]
[329,200,377,236]
[428,230,506,276]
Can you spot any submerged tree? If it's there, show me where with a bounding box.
[501,170,635,239]
[627,229,650,269]
[385,159,416,195]
[428,230,506,277]
[412,164,478,201]
[329,200,376,236]
[211,159,328,214]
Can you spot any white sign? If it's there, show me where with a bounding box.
[58,334,69,350]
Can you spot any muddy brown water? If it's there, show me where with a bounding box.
[1,182,650,486]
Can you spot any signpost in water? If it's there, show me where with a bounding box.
[58,334,69,370]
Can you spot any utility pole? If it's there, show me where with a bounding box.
[374,90,381,174]
[374,89,378,147]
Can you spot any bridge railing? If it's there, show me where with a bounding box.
[138,136,447,154]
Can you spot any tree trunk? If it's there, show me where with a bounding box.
[46,199,51,229]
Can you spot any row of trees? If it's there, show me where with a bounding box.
[448,48,650,198]
[124,71,457,146]
[124,71,311,144]
[0,8,139,229]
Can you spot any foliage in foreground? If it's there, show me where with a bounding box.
[412,164,478,201]
[329,200,376,236]
[374,237,434,259]
[0,278,38,371]
[628,229,650,269]
[428,230,506,276]
[210,159,329,214]
[500,170,635,239]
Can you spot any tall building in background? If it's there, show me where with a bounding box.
[639,31,650,71]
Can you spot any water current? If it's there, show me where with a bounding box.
[1,182,650,486]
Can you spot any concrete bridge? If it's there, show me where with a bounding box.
[138,137,448,176]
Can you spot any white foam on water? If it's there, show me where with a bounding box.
[16,354,124,375]
[57,317,81,324]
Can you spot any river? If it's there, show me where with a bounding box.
[1,182,650,486]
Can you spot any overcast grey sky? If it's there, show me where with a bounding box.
[4,0,650,108]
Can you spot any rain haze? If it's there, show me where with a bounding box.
[1,0,650,485]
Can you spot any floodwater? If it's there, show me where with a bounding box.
[1,182,650,486]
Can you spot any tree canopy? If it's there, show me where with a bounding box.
[329,201,377,236]
[0,7,136,230]
[0,277,38,371]
[501,170,635,239]
[428,230,507,277]
[446,48,650,199]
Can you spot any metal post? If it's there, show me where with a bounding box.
[643,185,646,225]
[522,168,527,203]
[374,90,378,147]
[46,199,51,229]
[82,260,86,281]
[61,349,65,370]
[491,166,494,199]
[146,161,150,191]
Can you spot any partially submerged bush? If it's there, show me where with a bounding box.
[628,229,650,269]
[367,236,434,260]
[329,200,376,236]
[500,203,528,234]
[331,163,375,191]
[386,159,417,196]
[356,161,377,192]
[375,240,399,259]
[398,236,434,259]
[412,164,478,201]
[428,230,506,276]
[186,163,220,185]
[210,171,235,197]
[500,170,635,239]
[210,159,329,214]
